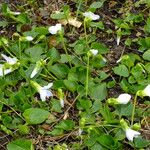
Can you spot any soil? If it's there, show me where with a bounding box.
[0,132,11,150]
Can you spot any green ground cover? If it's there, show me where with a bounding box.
[0,0,150,149]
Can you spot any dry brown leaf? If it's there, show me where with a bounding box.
[109,1,117,8]
[48,36,62,49]
[60,18,82,28]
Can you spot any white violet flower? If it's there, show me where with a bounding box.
[48,23,62,34]
[25,36,33,41]
[10,11,21,15]
[117,36,121,46]
[142,84,150,97]
[1,54,18,65]
[116,56,123,63]
[102,57,107,62]
[30,60,43,78]
[30,67,39,78]
[58,88,64,108]
[0,54,19,76]
[116,55,130,63]
[125,128,141,141]
[83,11,100,20]
[78,128,83,136]
[39,83,53,101]
[117,93,131,104]
[108,93,131,105]
[120,119,141,142]
[60,99,64,108]
[0,65,12,76]
[31,81,53,101]
[90,49,98,56]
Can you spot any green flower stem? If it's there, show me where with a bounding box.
[27,79,34,103]
[59,33,72,67]
[19,39,21,59]
[83,124,121,129]
[68,48,86,65]
[76,0,82,18]
[84,19,88,45]
[84,18,90,97]
[131,93,138,126]
[42,65,57,80]
[2,45,14,57]
[22,62,56,81]
[85,53,90,97]
[2,67,5,78]
[0,100,25,121]
[71,0,82,34]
